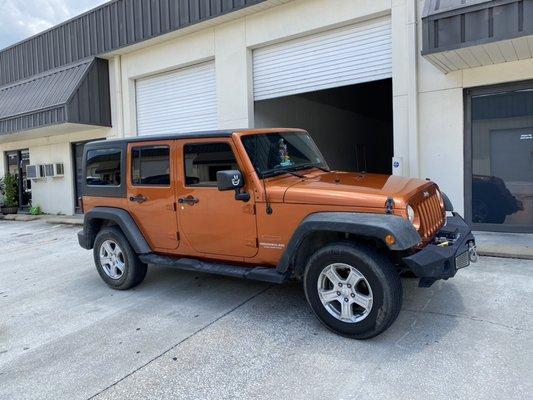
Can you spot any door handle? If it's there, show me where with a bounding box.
[129,194,148,203]
[178,195,199,205]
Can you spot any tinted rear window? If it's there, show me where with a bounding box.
[86,148,121,186]
[132,146,170,185]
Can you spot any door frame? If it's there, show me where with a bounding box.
[4,149,30,211]
[72,140,93,214]
[464,79,533,233]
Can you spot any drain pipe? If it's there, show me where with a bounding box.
[407,0,420,178]
[111,54,124,138]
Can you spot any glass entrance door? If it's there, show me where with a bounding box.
[466,83,533,232]
[5,149,31,211]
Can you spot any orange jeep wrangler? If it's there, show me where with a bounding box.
[78,128,477,339]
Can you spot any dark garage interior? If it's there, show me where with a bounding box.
[254,78,393,174]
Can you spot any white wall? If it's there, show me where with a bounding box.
[29,142,74,215]
[116,0,392,136]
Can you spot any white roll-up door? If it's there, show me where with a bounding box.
[253,17,392,101]
[136,62,217,136]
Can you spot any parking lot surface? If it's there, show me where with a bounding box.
[0,220,531,400]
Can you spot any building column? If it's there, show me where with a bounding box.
[391,0,419,178]
[108,55,125,138]
[214,19,254,129]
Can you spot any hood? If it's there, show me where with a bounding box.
[276,171,433,208]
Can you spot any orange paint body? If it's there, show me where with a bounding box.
[83,129,445,266]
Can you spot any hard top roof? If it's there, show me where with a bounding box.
[86,128,305,148]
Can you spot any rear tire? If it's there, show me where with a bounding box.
[93,226,147,290]
[304,242,402,339]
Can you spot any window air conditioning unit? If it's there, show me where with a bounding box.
[26,165,42,180]
[43,164,54,177]
[54,163,64,177]
[43,163,64,178]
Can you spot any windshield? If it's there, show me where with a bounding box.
[241,132,328,178]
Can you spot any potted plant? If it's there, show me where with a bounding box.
[1,173,19,215]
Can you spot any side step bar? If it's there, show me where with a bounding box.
[139,254,290,284]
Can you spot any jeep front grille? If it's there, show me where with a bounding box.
[414,191,445,239]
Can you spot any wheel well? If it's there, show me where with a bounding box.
[291,231,387,279]
[86,218,120,248]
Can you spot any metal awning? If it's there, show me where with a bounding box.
[0,58,110,135]
[422,0,533,72]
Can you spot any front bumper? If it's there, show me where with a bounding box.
[402,213,477,287]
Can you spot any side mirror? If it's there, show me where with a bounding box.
[216,170,250,202]
[217,170,244,191]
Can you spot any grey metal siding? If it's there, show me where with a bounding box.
[0,107,66,135]
[422,0,533,55]
[0,58,111,135]
[0,0,267,87]
[67,58,111,127]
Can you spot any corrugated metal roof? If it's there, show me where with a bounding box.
[0,57,111,135]
[0,0,273,87]
[0,59,92,119]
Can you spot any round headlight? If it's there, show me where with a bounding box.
[407,205,415,223]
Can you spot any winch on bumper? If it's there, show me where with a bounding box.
[402,213,478,287]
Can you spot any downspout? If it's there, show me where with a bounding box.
[112,54,125,138]
[407,0,420,177]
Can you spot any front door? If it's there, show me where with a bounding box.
[127,141,179,251]
[5,149,31,210]
[468,84,533,232]
[177,139,258,258]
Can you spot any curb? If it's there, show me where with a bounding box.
[45,218,83,226]
[0,214,83,226]
[477,250,533,260]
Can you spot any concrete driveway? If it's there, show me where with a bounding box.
[0,220,531,400]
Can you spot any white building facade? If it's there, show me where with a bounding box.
[0,0,532,232]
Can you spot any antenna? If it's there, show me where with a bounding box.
[261,177,272,215]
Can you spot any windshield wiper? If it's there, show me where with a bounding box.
[291,163,330,173]
[261,168,306,179]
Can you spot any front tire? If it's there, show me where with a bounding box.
[304,242,402,339]
[93,226,147,290]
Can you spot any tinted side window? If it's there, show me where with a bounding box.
[86,148,121,186]
[184,143,238,187]
[132,146,170,186]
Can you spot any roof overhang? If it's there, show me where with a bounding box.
[0,58,111,136]
[422,0,533,72]
[0,123,107,144]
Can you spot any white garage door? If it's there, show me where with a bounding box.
[253,17,392,101]
[136,62,217,136]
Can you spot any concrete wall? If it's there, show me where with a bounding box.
[114,0,393,135]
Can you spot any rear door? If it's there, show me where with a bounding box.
[176,139,258,258]
[127,141,179,251]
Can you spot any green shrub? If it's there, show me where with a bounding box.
[2,173,18,208]
[29,205,42,215]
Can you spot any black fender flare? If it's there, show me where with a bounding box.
[78,207,151,254]
[441,191,454,211]
[276,212,421,274]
